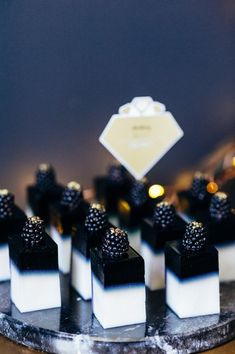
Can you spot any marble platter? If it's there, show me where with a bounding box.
[0,276,235,354]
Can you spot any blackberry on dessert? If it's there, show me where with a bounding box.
[71,203,110,300]
[140,201,186,290]
[91,227,146,329]
[165,221,220,318]
[26,164,64,224]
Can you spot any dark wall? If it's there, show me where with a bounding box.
[0,0,235,206]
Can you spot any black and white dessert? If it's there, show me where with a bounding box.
[9,216,61,313]
[50,181,89,274]
[91,227,146,328]
[177,172,212,219]
[94,164,132,225]
[0,189,27,281]
[165,221,220,318]
[200,192,235,281]
[26,164,64,224]
[118,179,152,251]
[141,201,186,290]
[71,204,109,300]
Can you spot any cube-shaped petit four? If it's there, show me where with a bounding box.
[91,227,146,329]
[165,222,220,318]
[9,216,61,313]
[0,189,27,281]
[141,202,186,290]
[118,180,152,252]
[71,204,109,300]
[26,164,64,224]
[50,181,89,274]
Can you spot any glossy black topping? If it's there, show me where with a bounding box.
[130,180,148,207]
[60,181,82,211]
[182,221,207,253]
[36,163,56,192]
[21,216,45,247]
[84,204,108,232]
[0,189,14,219]
[107,164,127,184]
[102,227,129,259]
[190,172,209,201]
[154,201,176,228]
[209,192,230,221]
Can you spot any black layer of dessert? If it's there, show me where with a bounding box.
[91,227,144,287]
[94,164,133,213]
[72,204,110,259]
[9,216,58,271]
[177,172,212,217]
[141,202,186,252]
[0,189,27,244]
[196,192,235,245]
[50,181,89,236]
[165,222,218,279]
[27,164,64,224]
[118,179,153,230]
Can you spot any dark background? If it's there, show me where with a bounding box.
[0,0,235,206]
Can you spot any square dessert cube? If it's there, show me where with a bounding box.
[9,217,61,313]
[26,164,64,224]
[91,228,146,329]
[71,204,109,300]
[165,239,220,318]
[0,190,27,281]
[141,202,186,290]
[177,172,212,218]
[50,182,89,274]
[199,192,235,281]
[118,181,153,252]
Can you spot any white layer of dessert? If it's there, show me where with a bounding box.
[166,269,220,318]
[140,241,164,290]
[0,244,10,281]
[127,229,141,253]
[71,249,92,300]
[51,226,71,274]
[92,275,146,329]
[10,262,61,313]
[25,206,34,218]
[217,242,235,282]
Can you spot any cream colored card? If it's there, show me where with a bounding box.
[99,97,184,180]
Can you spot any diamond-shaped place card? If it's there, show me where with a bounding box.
[99,96,184,180]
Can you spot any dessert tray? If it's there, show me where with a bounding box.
[0,275,235,354]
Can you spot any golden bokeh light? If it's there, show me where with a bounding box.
[148,184,165,199]
[206,182,218,194]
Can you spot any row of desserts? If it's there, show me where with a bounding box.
[0,185,221,326]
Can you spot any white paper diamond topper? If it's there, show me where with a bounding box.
[99,96,184,180]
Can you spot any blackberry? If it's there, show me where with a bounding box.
[36,164,56,192]
[130,180,148,207]
[154,201,176,229]
[190,172,209,201]
[0,189,14,219]
[102,227,129,259]
[60,181,83,211]
[209,192,230,221]
[21,216,45,247]
[107,164,127,185]
[182,221,207,253]
[85,204,108,232]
